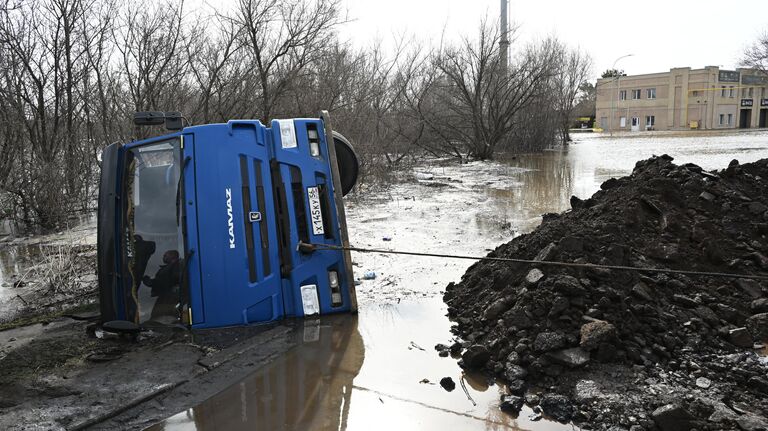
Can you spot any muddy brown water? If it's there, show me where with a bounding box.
[3,131,767,430]
[151,131,768,431]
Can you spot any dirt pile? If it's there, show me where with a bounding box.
[444,155,768,430]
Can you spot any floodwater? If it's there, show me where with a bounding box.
[149,130,768,430]
[0,214,97,321]
[5,130,768,430]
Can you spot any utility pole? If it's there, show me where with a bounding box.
[609,54,633,136]
[500,0,509,71]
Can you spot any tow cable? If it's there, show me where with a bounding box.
[297,242,768,282]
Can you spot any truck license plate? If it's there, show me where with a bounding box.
[307,186,324,235]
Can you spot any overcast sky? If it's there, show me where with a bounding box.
[338,0,768,80]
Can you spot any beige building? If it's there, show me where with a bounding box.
[596,66,768,132]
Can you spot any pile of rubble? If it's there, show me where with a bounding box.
[443,156,768,430]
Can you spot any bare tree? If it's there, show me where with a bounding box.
[552,43,592,143]
[0,0,95,226]
[229,0,343,123]
[742,30,768,73]
[113,0,195,132]
[185,14,243,123]
[421,20,559,160]
[0,0,596,229]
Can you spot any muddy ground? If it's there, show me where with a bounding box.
[2,131,768,430]
[445,155,768,430]
[0,216,98,326]
[0,310,321,430]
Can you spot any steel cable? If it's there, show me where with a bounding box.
[299,242,768,282]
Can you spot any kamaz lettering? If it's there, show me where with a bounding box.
[225,187,236,249]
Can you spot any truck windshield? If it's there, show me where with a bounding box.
[121,138,185,324]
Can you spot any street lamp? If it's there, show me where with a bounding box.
[609,54,633,136]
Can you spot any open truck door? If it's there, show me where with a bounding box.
[97,112,358,329]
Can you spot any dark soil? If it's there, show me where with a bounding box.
[0,312,296,430]
[444,155,768,430]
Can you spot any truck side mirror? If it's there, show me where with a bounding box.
[133,111,166,126]
[164,111,183,131]
[133,111,185,131]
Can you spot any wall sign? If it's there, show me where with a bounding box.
[741,99,754,107]
[761,99,768,107]
[719,70,740,82]
[743,74,768,85]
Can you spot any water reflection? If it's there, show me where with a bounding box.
[487,150,575,233]
[483,131,768,234]
[150,315,364,431]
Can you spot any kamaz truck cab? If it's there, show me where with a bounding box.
[97,111,358,329]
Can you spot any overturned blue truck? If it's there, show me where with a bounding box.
[96,111,358,329]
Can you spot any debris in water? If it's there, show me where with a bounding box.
[409,341,425,351]
[439,377,455,391]
[459,375,476,406]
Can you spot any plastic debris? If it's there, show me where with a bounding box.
[361,271,376,280]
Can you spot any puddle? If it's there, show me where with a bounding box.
[149,299,573,431]
[147,131,768,430]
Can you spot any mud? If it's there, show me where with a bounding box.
[445,155,768,430]
[0,313,306,430]
[0,214,98,324]
[1,131,768,430]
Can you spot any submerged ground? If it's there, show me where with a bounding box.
[1,130,768,430]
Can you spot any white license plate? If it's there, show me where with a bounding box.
[307,186,324,235]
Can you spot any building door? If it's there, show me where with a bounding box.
[631,117,640,132]
[760,109,767,128]
[739,109,752,128]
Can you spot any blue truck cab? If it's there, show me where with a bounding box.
[96,112,358,329]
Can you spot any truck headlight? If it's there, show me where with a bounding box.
[310,141,321,157]
[329,270,342,307]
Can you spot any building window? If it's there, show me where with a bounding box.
[719,114,725,125]
[748,87,753,98]
[721,86,726,97]
[730,86,735,97]
[620,117,626,127]
[646,88,656,99]
[631,89,641,99]
[742,87,748,98]
[619,90,627,101]
[645,116,655,128]
[727,113,733,125]
[691,90,700,97]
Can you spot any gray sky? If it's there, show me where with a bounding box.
[339,0,768,80]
